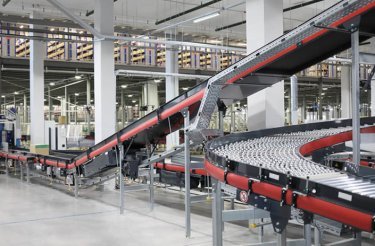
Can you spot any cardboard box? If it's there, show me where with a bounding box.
[58,116,67,124]
[30,144,50,155]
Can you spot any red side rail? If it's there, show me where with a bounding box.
[1,2,374,169]
[154,162,207,176]
[204,159,374,232]
[299,125,375,156]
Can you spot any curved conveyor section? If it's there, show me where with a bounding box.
[1,0,374,172]
[205,119,375,233]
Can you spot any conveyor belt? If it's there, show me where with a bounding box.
[205,118,375,232]
[1,0,374,171]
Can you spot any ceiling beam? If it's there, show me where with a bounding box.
[2,0,11,7]
[215,20,246,32]
[155,0,222,25]
[283,0,325,12]
[215,0,325,32]
[48,0,246,51]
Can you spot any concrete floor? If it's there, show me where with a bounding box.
[1,173,374,246]
[0,175,279,246]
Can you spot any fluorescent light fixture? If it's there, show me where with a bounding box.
[135,104,139,106]
[14,91,19,95]
[154,79,161,83]
[321,93,325,96]
[79,31,84,34]
[75,93,79,96]
[49,82,55,86]
[20,25,24,29]
[1,95,5,98]
[121,85,127,88]
[193,12,220,23]
[90,99,94,102]
[322,87,328,91]
[182,87,189,91]
[75,75,82,80]
[128,95,133,98]
[132,100,136,103]
[57,96,62,99]
[116,102,118,105]
[50,28,55,31]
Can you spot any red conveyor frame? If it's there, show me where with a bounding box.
[1,1,374,170]
[204,126,375,232]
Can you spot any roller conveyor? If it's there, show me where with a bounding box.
[1,0,374,173]
[205,118,375,232]
[0,0,374,234]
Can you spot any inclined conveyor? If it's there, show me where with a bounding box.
[1,0,375,233]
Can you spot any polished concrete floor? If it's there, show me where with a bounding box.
[1,174,374,245]
[0,175,278,246]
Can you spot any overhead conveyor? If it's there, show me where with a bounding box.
[1,0,374,171]
[1,0,375,241]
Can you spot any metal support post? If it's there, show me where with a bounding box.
[318,78,323,120]
[119,144,125,214]
[24,93,28,123]
[5,157,9,175]
[258,218,265,243]
[212,178,223,246]
[19,161,23,182]
[353,231,362,246]
[314,227,322,246]
[182,108,191,238]
[26,161,30,183]
[148,144,155,211]
[86,78,91,134]
[277,229,287,246]
[230,198,234,210]
[218,107,225,232]
[351,29,361,169]
[48,86,52,120]
[304,223,312,246]
[290,75,298,125]
[74,170,79,198]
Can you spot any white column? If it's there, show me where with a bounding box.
[165,38,180,149]
[372,79,375,116]
[94,0,116,143]
[30,11,46,145]
[341,65,351,118]
[246,0,284,131]
[290,75,298,125]
[142,81,159,114]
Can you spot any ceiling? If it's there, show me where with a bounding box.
[1,0,341,43]
[0,0,373,109]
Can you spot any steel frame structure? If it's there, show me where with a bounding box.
[0,0,375,244]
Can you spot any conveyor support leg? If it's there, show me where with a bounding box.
[304,223,312,246]
[182,108,191,238]
[119,144,125,214]
[350,26,360,169]
[5,157,9,175]
[74,170,79,198]
[314,226,322,246]
[277,229,287,246]
[19,161,23,182]
[26,161,30,183]
[212,178,223,246]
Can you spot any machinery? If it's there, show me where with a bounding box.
[0,109,21,150]
[1,0,375,244]
[205,118,375,237]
